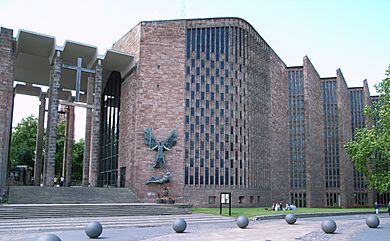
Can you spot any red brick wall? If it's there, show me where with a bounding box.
[113,24,141,193]
[114,21,187,202]
[184,18,287,207]
[336,69,354,207]
[269,50,289,204]
[0,27,15,192]
[114,18,289,206]
[183,188,271,208]
[303,56,325,207]
[113,24,141,62]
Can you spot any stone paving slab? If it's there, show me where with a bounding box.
[144,216,390,241]
[1,214,390,241]
[142,220,330,241]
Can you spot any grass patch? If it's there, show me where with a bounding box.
[192,207,375,218]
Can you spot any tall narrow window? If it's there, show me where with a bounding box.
[100,71,121,187]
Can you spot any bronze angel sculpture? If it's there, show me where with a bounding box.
[144,128,177,169]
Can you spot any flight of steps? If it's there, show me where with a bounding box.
[0,203,192,219]
[0,214,233,232]
[1,186,192,219]
[8,186,140,204]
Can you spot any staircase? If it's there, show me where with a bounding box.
[0,203,192,219]
[0,214,233,232]
[8,186,140,204]
[2,186,192,219]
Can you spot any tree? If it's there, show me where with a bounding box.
[54,120,85,185]
[10,115,38,168]
[72,139,84,184]
[55,120,65,176]
[345,65,390,193]
[10,116,84,184]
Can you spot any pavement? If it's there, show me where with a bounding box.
[1,213,389,241]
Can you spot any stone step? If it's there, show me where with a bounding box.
[8,186,140,204]
[0,203,192,219]
[0,214,233,232]
[4,187,193,219]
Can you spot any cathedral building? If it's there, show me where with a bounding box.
[0,17,382,207]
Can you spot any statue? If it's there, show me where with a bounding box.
[145,170,172,184]
[144,128,177,168]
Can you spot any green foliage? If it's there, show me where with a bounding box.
[10,116,84,184]
[345,65,390,193]
[10,115,38,168]
[54,120,84,184]
[55,120,65,176]
[72,139,84,184]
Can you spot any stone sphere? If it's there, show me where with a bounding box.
[85,221,103,238]
[321,219,337,234]
[285,214,297,224]
[172,218,187,233]
[37,234,61,241]
[366,215,380,228]
[236,215,249,229]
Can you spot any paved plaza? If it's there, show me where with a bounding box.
[0,213,389,241]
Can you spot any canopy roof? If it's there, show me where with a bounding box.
[14,29,135,102]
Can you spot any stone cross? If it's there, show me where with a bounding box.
[63,58,95,102]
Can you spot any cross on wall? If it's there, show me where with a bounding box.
[62,57,95,102]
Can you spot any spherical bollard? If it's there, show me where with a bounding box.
[85,221,103,238]
[37,234,61,241]
[172,218,187,233]
[321,219,337,234]
[366,215,380,228]
[285,214,297,224]
[236,215,249,229]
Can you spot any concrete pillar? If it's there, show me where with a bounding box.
[33,93,46,186]
[0,28,15,194]
[43,51,62,186]
[61,110,67,182]
[89,60,102,187]
[61,105,74,187]
[82,75,94,186]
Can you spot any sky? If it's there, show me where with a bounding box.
[1,0,389,140]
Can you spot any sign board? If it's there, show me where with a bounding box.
[220,192,232,216]
[221,193,230,204]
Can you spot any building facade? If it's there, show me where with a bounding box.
[349,80,374,206]
[287,57,325,208]
[110,18,376,207]
[320,70,354,208]
[0,17,383,207]
[111,18,288,207]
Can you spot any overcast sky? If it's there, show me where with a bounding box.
[1,0,389,140]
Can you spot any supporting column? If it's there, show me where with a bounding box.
[61,106,68,184]
[82,75,94,186]
[64,105,74,186]
[89,60,102,187]
[0,28,15,194]
[43,51,62,186]
[33,93,46,186]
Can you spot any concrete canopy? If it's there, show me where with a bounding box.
[14,29,135,102]
[101,50,136,90]
[14,84,43,97]
[15,30,55,87]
